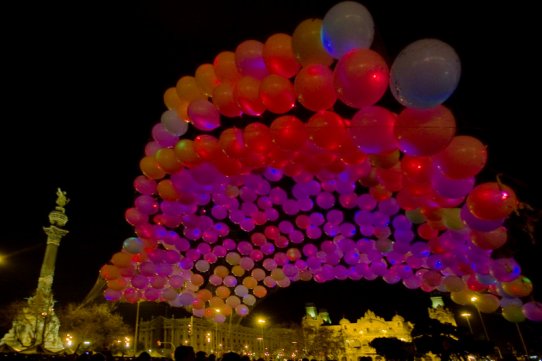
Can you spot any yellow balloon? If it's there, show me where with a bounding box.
[475,294,500,313]
[292,18,333,67]
[232,265,245,277]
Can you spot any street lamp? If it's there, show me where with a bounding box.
[460,312,473,334]
[470,296,490,341]
[257,317,266,358]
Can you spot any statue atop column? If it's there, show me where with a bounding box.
[0,188,69,353]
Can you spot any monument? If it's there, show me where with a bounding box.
[0,188,69,353]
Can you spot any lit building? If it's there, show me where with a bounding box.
[303,307,413,361]
[138,300,457,360]
[137,316,302,359]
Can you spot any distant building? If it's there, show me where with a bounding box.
[303,306,413,361]
[138,300,458,361]
[428,296,457,327]
[137,315,302,359]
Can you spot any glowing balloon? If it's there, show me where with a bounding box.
[394,105,456,156]
[263,33,301,78]
[334,48,389,108]
[390,38,461,109]
[292,18,333,67]
[467,182,518,220]
[349,106,399,155]
[322,1,374,58]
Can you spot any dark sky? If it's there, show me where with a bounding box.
[1,0,541,343]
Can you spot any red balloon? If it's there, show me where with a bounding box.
[234,76,266,116]
[270,115,308,150]
[467,182,518,220]
[212,82,243,118]
[349,106,399,155]
[395,105,456,156]
[307,111,347,151]
[294,64,337,112]
[333,48,389,108]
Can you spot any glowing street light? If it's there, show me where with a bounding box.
[460,312,473,334]
[470,296,490,341]
[256,317,266,357]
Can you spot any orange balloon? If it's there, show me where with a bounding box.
[263,33,301,78]
[292,18,333,67]
[155,148,182,173]
[111,252,133,268]
[156,179,180,201]
[259,74,296,114]
[214,51,241,82]
[253,285,268,298]
[212,82,243,118]
[195,63,220,97]
[434,135,488,179]
[174,139,201,167]
[100,264,121,280]
[163,87,181,110]
[234,76,266,116]
[139,156,166,180]
[502,276,533,297]
[176,75,206,102]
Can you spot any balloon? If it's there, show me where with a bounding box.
[235,40,269,80]
[394,105,456,156]
[270,115,308,150]
[467,182,518,220]
[307,111,347,150]
[333,48,389,108]
[502,276,533,297]
[188,99,221,132]
[259,74,296,114]
[390,38,461,109]
[502,304,526,323]
[291,18,333,67]
[349,106,399,155]
[195,63,220,97]
[322,1,374,58]
[523,301,542,322]
[433,135,487,179]
[234,76,266,116]
[212,82,243,118]
[262,33,301,78]
[294,64,337,112]
[176,75,206,102]
[214,51,241,82]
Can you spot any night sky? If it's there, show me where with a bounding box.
[1,0,541,344]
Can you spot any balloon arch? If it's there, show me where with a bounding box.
[100,1,542,323]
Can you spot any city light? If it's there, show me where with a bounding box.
[460,312,473,334]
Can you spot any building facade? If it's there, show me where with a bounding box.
[138,300,456,361]
[137,316,302,359]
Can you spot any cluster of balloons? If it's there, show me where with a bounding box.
[100,1,541,323]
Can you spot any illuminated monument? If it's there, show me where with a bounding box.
[0,189,69,353]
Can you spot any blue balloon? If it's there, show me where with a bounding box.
[322,1,374,59]
[390,38,461,109]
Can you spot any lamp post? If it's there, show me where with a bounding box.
[470,297,490,341]
[460,312,473,334]
[257,317,266,358]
